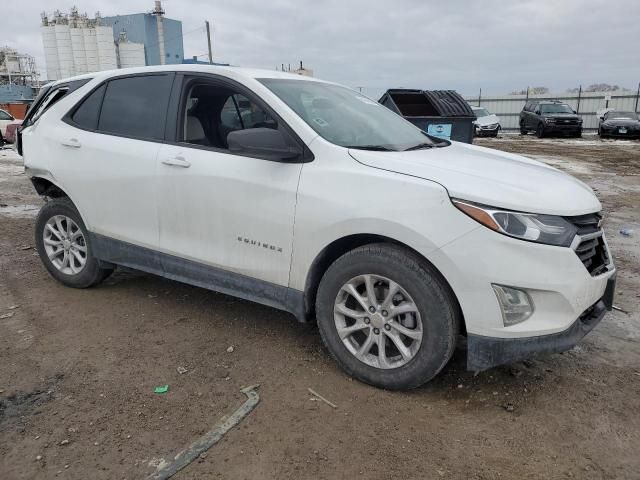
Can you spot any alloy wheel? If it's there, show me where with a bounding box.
[43,215,87,275]
[333,274,423,369]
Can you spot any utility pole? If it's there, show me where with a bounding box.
[205,21,213,65]
[576,85,582,114]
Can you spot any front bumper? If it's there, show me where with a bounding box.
[426,218,616,370]
[600,126,640,138]
[545,123,582,134]
[466,275,615,370]
[475,124,500,137]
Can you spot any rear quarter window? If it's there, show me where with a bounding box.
[71,84,106,130]
[25,79,91,127]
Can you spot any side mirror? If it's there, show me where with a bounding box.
[227,128,302,162]
[534,110,541,115]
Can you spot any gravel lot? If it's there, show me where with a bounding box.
[1,135,639,479]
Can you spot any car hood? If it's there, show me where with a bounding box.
[349,142,601,216]
[474,114,500,126]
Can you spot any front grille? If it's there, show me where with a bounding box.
[566,213,610,276]
[569,212,601,236]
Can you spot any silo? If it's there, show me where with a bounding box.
[83,27,99,73]
[55,23,74,78]
[96,25,117,71]
[41,25,60,80]
[118,41,146,69]
[70,26,87,75]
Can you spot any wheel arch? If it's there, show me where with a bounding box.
[29,175,92,233]
[302,233,466,334]
[31,176,68,198]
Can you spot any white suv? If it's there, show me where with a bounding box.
[20,66,616,390]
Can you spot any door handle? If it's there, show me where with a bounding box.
[61,138,81,148]
[161,156,191,168]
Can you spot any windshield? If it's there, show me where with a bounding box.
[540,104,574,114]
[473,108,490,117]
[259,79,439,151]
[606,111,638,120]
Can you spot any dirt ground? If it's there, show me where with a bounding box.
[1,134,639,480]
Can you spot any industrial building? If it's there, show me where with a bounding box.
[101,2,184,67]
[40,2,183,81]
[0,47,39,105]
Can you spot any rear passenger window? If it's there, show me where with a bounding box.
[71,84,106,130]
[97,75,173,140]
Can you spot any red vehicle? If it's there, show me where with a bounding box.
[3,120,23,144]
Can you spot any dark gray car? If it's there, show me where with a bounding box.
[520,101,583,138]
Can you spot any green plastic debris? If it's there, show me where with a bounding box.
[154,385,169,394]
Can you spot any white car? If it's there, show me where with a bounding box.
[0,108,16,142]
[20,66,616,390]
[471,106,501,137]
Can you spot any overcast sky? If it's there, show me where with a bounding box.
[2,0,639,98]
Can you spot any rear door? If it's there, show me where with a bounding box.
[156,75,304,286]
[53,73,174,248]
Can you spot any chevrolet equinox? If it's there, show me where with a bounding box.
[19,66,616,390]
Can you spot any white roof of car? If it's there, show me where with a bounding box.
[48,65,324,87]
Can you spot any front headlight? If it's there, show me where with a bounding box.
[452,199,577,247]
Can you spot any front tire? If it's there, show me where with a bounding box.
[535,123,546,138]
[316,244,460,390]
[35,198,113,288]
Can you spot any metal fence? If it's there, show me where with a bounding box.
[463,88,640,131]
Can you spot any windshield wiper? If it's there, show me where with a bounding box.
[345,145,395,151]
[404,142,434,151]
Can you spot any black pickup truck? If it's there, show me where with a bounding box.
[519,101,582,138]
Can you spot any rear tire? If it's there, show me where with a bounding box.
[536,123,546,138]
[35,198,113,288]
[316,244,460,390]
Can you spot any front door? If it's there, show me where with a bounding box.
[157,77,303,287]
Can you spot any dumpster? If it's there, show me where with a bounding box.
[379,89,476,143]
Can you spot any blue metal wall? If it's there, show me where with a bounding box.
[0,85,34,103]
[101,13,184,66]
